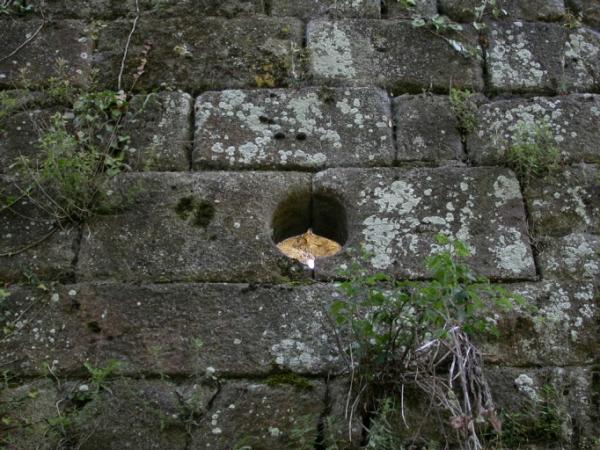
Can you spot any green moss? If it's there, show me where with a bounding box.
[174,196,215,229]
[265,372,314,391]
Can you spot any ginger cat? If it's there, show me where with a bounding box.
[277,229,342,268]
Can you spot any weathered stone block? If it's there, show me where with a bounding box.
[467,95,600,165]
[191,380,325,449]
[307,19,484,93]
[0,20,92,89]
[94,16,304,91]
[0,109,54,173]
[313,167,536,281]
[0,380,61,450]
[487,22,600,94]
[393,94,464,163]
[384,0,437,18]
[440,0,565,22]
[193,87,394,170]
[123,92,193,171]
[482,281,597,367]
[0,177,77,282]
[77,172,314,283]
[566,0,600,27]
[525,164,599,237]
[271,0,381,18]
[538,233,599,282]
[0,283,341,377]
[73,379,210,450]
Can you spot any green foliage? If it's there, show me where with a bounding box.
[365,398,403,450]
[330,234,525,447]
[506,120,561,186]
[0,92,19,134]
[331,235,520,379]
[489,384,567,447]
[449,88,477,135]
[0,0,34,15]
[15,89,128,223]
[83,360,120,394]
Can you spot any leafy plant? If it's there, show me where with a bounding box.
[330,234,525,449]
[450,88,478,135]
[505,120,561,186]
[83,360,120,395]
[0,0,34,15]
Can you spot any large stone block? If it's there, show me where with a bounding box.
[307,19,484,93]
[193,87,394,170]
[94,16,304,91]
[0,283,341,377]
[0,177,77,282]
[487,22,600,94]
[271,0,381,18]
[439,0,565,22]
[77,172,313,283]
[467,94,600,165]
[393,94,465,163]
[123,91,193,171]
[538,233,599,282]
[191,380,325,449]
[0,20,92,89]
[482,281,597,367]
[313,167,536,281]
[525,164,599,237]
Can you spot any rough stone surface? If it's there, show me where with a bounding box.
[394,94,465,163]
[77,172,313,283]
[538,233,600,282]
[525,164,599,237]
[28,0,264,19]
[193,87,394,170]
[0,283,341,377]
[0,109,56,172]
[440,0,566,22]
[0,20,92,89]
[487,22,600,94]
[123,91,193,171]
[313,167,536,281]
[0,177,77,282]
[384,0,437,18]
[73,379,210,450]
[482,281,598,367]
[191,380,325,449]
[271,0,381,19]
[307,19,484,93]
[467,94,600,165]
[94,16,304,91]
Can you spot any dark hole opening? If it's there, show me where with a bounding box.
[271,189,347,252]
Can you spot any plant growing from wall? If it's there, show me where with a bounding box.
[505,120,561,187]
[450,88,478,136]
[329,234,525,449]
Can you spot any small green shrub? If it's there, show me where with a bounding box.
[450,88,477,135]
[506,120,561,186]
[330,234,525,448]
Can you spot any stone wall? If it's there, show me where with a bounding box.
[1,0,599,448]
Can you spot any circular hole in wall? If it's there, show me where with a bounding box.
[271,190,347,268]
